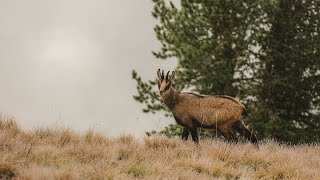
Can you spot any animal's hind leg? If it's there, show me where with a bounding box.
[219,127,237,143]
[190,128,199,144]
[182,128,189,140]
[232,121,257,144]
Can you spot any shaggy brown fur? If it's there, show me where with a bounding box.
[157,69,257,144]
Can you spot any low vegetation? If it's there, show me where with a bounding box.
[0,114,319,179]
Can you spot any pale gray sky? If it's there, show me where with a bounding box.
[0,0,177,137]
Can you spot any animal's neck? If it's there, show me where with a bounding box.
[162,87,179,110]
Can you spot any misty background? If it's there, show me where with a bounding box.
[0,0,176,137]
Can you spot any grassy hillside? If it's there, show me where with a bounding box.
[0,115,319,179]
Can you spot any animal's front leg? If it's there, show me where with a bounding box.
[190,128,199,144]
[182,128,189,140]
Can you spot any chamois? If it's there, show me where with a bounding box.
[157,69,257,144]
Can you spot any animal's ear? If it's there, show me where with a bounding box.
[157,69,162,79]
[170,71,176,81]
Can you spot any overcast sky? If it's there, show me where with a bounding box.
[0,0,177,137]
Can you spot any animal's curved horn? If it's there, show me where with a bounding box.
[161,70,164,79]
[166,71,170,80]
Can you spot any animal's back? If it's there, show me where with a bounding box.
[180,92,244,109]
[176,93,244,128]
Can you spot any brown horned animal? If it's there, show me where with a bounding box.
[157,69,257,144]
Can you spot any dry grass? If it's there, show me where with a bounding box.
[0,114,319,179]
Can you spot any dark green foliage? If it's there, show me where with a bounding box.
[133,0,320,143]
[150,0,267,97]
[254,0,320,143]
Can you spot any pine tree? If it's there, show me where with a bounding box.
[133,0,320,143]
[253,0,320,142]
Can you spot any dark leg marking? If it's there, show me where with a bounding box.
[190,128,199,144]
[182,128,189,141]
[232,121,258,144]
[227,134,238,143]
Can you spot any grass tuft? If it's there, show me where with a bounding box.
[118,134,134,145]
[0,114,20,136]
[144,136,178,149]
[84,129,108,145]
[126,163,148,178]
[58,128,77,147]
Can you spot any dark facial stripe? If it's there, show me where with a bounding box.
[163,82,171,93]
